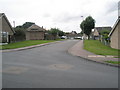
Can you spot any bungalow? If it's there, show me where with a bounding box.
[92,26,112,40]
[26,24,46,40]
[0,13,15,43]
[108,18,120,49]
[92,28,100,40]
[65,31,79,39]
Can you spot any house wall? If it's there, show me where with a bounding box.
[110,21,120,49]
[0,17,2,42]
[0,17,2,31]
[2,17,14,35]
[26,31,44,40]
[93,29,99,36]
[93,29,100,40]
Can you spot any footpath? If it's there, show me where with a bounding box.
[68,40,119,67]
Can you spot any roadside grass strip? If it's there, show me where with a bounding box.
[105,61,120,64]
[84,40,120,56]
[0,40,62,50]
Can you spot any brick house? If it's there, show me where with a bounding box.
[108,18,120,49]
[26,24,46,40]
[0,13,15,43]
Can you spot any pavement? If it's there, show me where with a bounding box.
[68,40,119,67]
[2,40,118,88]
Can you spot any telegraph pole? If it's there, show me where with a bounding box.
[81,16,85,40]
[13,21,16,42]
[13,21,15,28]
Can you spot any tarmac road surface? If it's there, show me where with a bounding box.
[2,40,118,88]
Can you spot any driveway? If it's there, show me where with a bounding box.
[2,40,118,88]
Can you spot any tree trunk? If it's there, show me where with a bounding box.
[88,35,90,40]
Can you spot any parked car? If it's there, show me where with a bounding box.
[61,36,67,39]
[74,37,82,40]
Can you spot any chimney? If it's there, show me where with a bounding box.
[118,1,120,18]
[42,26,43,28]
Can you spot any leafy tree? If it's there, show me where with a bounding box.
[48,28,65,40]
[49,28,59,40]
[80,31,83,35]
[22,22,35,29]
[80,20,85,32]
[14,22,35,41]
[16,25,23,28]
[100,30,110,35]
[100,30,110,42]
[14,27,26,41]
[58,30,65,36]
[80,16,95,40]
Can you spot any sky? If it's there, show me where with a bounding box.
[0,0,119,33]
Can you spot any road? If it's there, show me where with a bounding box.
[2,40,118,88]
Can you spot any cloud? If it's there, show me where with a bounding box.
[0,0,119,33]
[105,1,118,14]
[52,12,81,23]
[42,13,51,18]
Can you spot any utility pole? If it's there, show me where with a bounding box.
[13,21,15,28]
[81,16,85,40]
[13,21,16,42]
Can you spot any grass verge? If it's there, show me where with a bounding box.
[105,61,120,64]
[84,40,119,56]
[0,40,62,50]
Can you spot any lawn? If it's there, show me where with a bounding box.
[105,61,120,64]
[0,40,62,50]
[84,40,120,56]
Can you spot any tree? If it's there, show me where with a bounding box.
[80,30,83,35]
[80,20,85,33]
[22,22,35,29]
[58,30,65,36]
[100,30,110,35]
[49,28,59,40]
[14,27,26,41]
[15,22,35,29]
[100,30,111,42]
[48,28,65,40]
[80,16,95,40]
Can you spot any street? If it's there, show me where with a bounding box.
[2,40,118,88]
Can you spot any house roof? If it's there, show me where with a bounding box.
[27,24,46,32]
[0,13,4,17]
[94,26,112,33]
[108,18,120,37]
[0,13,15,33]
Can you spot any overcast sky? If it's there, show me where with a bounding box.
[0,0,119,33]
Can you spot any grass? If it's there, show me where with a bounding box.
[105,61,120,64]
[0,39,62,50]
[84,40,120,56]
[114,56,120,58]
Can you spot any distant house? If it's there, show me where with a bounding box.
[108,18,120,49]
[92,27,112,40]
[26,24,46,40]
[65,31,79,39]
[91,28,100,40]
[0,13,15,43]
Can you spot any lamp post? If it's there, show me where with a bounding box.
[13,21,15,28]
[81,16,85,40]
